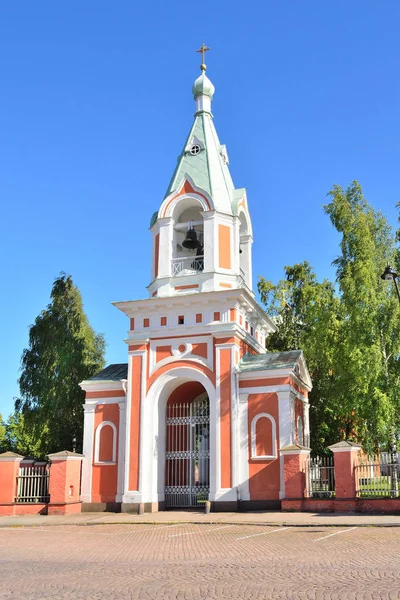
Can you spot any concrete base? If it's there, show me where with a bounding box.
[121,502,162,514]
[81,502,121,513]
[238,500,281,511]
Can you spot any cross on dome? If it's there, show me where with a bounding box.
[196,43,210,72]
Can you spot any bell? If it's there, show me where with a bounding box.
[182,227,201,250]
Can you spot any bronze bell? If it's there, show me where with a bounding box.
[182,227,201,250]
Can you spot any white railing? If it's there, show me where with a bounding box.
[172,256,204,277]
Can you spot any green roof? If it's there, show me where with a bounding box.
[88,363,128,381]
[238,350,303,372]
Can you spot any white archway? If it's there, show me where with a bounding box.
[141,367,217,504]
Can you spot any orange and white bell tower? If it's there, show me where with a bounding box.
[148,51,252,299]
[80,48,312,514]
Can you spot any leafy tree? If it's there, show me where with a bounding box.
[16,273,105,456]
[258,182,400,454]
[258,261,342,454]
[324,182,400,453]
[0,414,6,452]
[2,411,42,457]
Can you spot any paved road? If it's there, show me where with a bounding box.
[1,523,399,599]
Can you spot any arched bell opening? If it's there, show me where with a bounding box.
[172,198,204,277]
[165,381,210,508]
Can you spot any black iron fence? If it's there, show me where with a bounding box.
[309,455,335,498]
[356,453,400,498]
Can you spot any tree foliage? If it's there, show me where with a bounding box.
[258,182,400,454]
[15,273,105,457]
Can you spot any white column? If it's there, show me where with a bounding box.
[81,404,96,503]
[278,389,293,500]
[202,210,217,273]
[304,402,310,448]
[116,401,126,502]
[238,394,250,501]
[156,217,173,278]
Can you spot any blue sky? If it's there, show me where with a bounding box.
[1,1,399,418]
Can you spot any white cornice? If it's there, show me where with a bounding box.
[79,380,126,392]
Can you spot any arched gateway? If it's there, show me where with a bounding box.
[165,383,210,508]
[79,50,312,513]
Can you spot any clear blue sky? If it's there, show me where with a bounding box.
[1,1,399,419]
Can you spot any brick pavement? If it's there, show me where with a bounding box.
[1,523,399,599]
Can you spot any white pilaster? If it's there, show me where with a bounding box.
[238,394,250,501]
[116,401,126,502]
[278,389,293,500]
[81,404,96,503]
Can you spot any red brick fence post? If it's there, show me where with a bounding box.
[328,441,361,512]
[48,451,84,515]
[280,444,311,511]
[0,452,23,515]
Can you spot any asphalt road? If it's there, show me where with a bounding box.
[1,523,399,599]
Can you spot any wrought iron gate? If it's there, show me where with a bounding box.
[165,395,210,508]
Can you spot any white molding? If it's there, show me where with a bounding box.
[81,404,95,502]
[238,394,250,501]
[85,397,126,406]
[116,402,126,502]
[80,381,126,392]
[250,413,277,459]
[94,421,117,465]
[280,448,311,456]
[149,335,213,375]
[50,455,83,462]
[330,446,362,453]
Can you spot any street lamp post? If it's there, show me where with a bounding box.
[380,265,399,497]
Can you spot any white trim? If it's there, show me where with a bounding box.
[81,404,95,502]
[94,421,117,465]
[149,335,213,375]
[329,446,362,453]
[116,402,126,502]
[50,455,83,462]
[280,448,311,456]
[141,366,217,504]
[85,397,126,406]
[80,381,126,392]
[238,394,250,500]
[250,413,277,460]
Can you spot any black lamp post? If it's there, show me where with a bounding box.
[381,265,400,303]
[380,264,399,496]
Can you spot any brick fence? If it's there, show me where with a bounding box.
[281,441,400,514]
[0,450,83,516]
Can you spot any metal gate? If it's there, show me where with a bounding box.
[165,395,210,508]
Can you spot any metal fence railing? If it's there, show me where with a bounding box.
[15,465,50,503]
[356,453,400,498]
[309,455,335,498]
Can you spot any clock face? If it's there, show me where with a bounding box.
[189,144,201,155]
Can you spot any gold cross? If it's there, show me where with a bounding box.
[196,43,210,71]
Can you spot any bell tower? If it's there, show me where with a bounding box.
[148,51,253,299]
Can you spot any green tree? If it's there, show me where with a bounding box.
[16,273,105,456]
[258,182,400,454]
[2,411,42,457]
[324,182,400,453]
[0,413,6,452]
[258,261,342,454]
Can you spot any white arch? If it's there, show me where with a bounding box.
[141,366,217,504]
[251,413,277,460]
[163,193,210,219]
[94,421,117,465]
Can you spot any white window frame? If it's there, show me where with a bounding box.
[251,413,277,460]
[94,421,117,465]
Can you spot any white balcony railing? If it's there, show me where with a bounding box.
[172,256,204,277]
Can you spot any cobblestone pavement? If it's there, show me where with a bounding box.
[1,523,399,599]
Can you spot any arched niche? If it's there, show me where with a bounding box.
[251,413,277,460]
[172,197,205,273]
